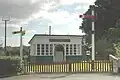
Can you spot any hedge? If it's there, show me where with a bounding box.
[0,56,21,60]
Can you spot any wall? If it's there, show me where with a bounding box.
[30,55,87,63]
[32,36,82,44]
[30,35,83,56]
[30,56,53,63]
[0,59,19,76]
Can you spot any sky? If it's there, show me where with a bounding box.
[0,0,95,47]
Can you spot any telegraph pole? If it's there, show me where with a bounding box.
[2,17,10,55]
[20,27,23,61]
[5,20,7,55]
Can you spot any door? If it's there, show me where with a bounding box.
[54,51,64,62]
[54,44,64,62]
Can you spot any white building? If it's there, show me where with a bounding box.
[28,34,83,63]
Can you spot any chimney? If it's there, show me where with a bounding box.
[49,26,51,35]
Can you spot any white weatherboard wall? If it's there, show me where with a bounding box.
[32,36,82,44]
[29,35,83,56]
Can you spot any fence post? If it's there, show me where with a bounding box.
[118,59,120,73]
[91,60,94,71]
[69,62,72,72]
[109,54,119,73]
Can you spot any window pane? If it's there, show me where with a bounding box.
[37,44,40,49]
[46,44,48,49]
[66,50,68,52]
[41,53,44,55]
[50,44,53,52]
[50,50,52,52]
[46,47,48,49]
[46,49,48,52]
[46,53,48,55]
[46,44,48,46]
[37,50,40,52]
[74,44,76,49]
[74,50,76,52]
[37,44,40,46]
[74,53,76,55]
[42,49,44,52]
[66,47,68,49]
[74,44,76,47]
[66,44,68,47]
[66,52,69,55]
[50,44,53,47]
[50,53,52,55]
[37,52,40,55]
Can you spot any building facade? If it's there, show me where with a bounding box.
[29,34,84,63]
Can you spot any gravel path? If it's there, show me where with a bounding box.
[0,73,120,80]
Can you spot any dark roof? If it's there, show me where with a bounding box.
[28,34,83,44]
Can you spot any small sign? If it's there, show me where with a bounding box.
[12,30,25,36]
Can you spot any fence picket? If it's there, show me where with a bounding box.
[25,60,113,73]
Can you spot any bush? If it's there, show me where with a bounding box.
[0,56,21,60]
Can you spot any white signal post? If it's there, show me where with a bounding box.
[91,7,95,60]
[12,27,25,61]
[79,5,95,61]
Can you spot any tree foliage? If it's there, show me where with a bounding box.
[113,42,120,57]
[81,0,120,43]
[80,0,120,57]
[96,38,115,59]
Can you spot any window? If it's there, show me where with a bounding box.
[46,53,48,55]
[41,52,44,55]
[77,44,81,55]
[70,50,72,54]
[50,44,53,55]
[37,44,40,55]
[74,44,76,49]
[37,49,40,52]
[73,44,76,55]
[37,44,40,48]
[65,44,81,55]
[46,49,49,52]
[70,44,73,55]
[41,44,44,55]
[46,44,48,49]
[42,44,44,49]
[70,44,72,49]
[66,44,69,55]
[46,44,49,55]
[37,44,54,56]
[74,49,76,55]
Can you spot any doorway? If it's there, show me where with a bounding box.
[54,44,64,62]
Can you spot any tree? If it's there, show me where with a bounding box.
[96,38,115,59]
[80,0,120,44]
[106,27,120,43]
[113,42,120,57]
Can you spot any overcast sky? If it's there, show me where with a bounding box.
[0,0,95,47]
